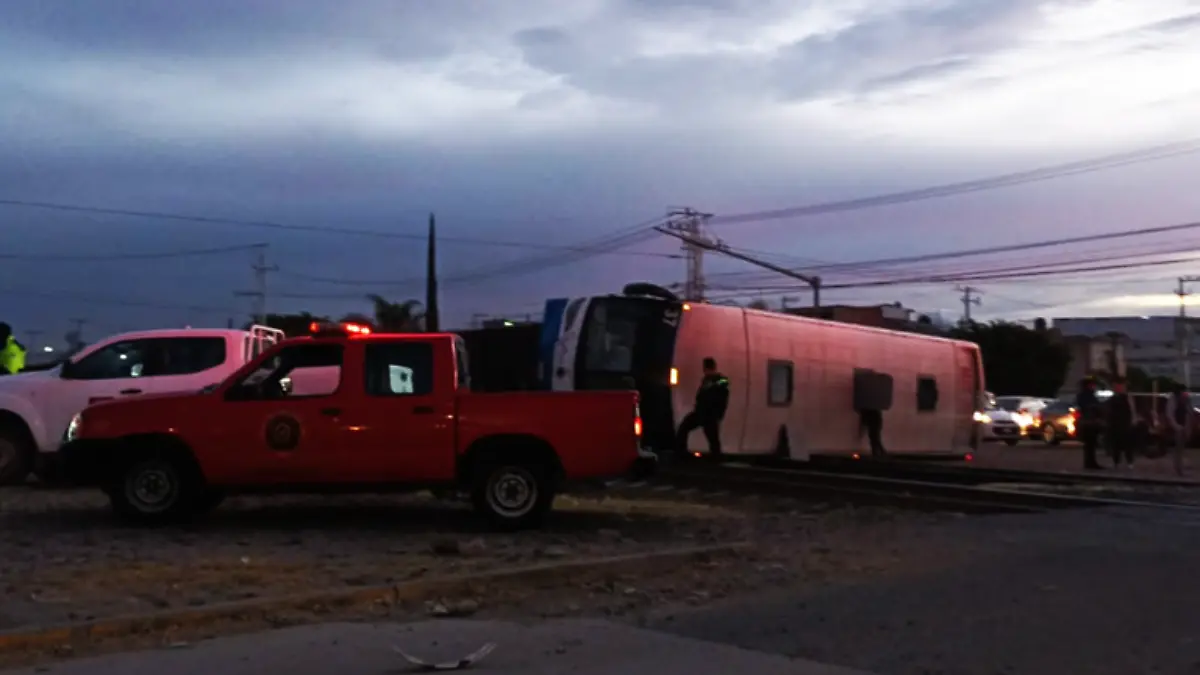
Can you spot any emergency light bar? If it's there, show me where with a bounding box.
[309,320,373,337]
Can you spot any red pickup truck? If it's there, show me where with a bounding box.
[57,323,654,529]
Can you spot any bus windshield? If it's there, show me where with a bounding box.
[576,297,680,387]
[575,296,681,452]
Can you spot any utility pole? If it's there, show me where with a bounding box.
[425,213,440,333]
[1177,276,1200,388]
[664,208,716,301]
[957,286,982,323]
[234,244,278,326]
[655,225,823,307]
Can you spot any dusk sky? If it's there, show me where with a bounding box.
[4,0,1200,346]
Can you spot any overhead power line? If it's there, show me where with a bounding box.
[0,243,266,262]
[278,215,671,289]
[710,138,1200,226]
[0,285,239,315]
[0,197,676,258]
[799,219,1200,274]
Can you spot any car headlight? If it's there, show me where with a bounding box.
[65,413,83,442]
[973,411,991,424]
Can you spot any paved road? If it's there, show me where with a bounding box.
[646,507,1200,675]
[0,619,873,675]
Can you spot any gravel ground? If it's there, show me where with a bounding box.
[0,487,750,630]
[0,484,981,668]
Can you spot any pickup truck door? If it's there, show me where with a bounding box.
[342,339,456,482]
[200,343,350,483]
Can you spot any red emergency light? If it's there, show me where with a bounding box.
[309,320,373,336]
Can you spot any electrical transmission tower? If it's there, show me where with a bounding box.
[957,286,982,323]
[664,208,716,301]
[234,244,279,325]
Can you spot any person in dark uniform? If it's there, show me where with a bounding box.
[1075,377,1104,469]
[675,357,730,457]
[1106,376,1137,469]
[860,408,885,457]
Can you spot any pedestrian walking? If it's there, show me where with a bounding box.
[675,357,730,457]
[1166,383,1192,476]
[1106,377,1138,469]
[1075,377,1104,470]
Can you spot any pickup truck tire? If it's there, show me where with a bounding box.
[470,462,554,530]
[0,425,33,486]
[109,454,204,526]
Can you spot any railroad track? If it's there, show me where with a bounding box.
[795,456,1200,488]
[640,460,1200,515]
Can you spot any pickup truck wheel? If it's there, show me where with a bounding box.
[109,456,201,526]
[0,428,33,486]
[471,463,554,530]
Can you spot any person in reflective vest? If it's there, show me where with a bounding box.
[0,323,26,375]
[675,357,730,457]
[1166,383,1191,476]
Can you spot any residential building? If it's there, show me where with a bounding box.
[1053,316,1198,384]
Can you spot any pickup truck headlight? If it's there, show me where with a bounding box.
[65,413,83,442]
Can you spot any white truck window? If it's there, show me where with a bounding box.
[68,340,152,380]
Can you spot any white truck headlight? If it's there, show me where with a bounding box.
[66,413,83,442]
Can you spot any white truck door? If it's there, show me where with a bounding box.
[140,336,237,393]
[44,338,161,446]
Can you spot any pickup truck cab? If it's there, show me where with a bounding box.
[0,325,283,485]
[58,322,653,529]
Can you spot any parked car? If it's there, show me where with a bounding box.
[993,396,1052,433]
[1031,398,1078,445]
[978,406,1025,446]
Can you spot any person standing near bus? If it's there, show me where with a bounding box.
[675,357,730,457]
[0,323,26,376]
[1075,377,1104,470]
[1106,376,1138,469]
[1167,383,1191,476]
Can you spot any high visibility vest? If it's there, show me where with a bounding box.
[0,336,25,374]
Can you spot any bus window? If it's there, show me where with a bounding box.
[767,360,794,406]
[917,376,939,412]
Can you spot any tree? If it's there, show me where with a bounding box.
[1125,365,1181,393]
[950,321,1070,397]
[366,295,425,332]
[746,298,771,311]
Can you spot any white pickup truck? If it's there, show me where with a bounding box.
[0,325,283,484]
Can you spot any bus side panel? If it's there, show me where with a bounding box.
[671,304,749,455]
[742,311,804,458]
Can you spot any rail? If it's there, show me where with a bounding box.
[654,461,1200,514]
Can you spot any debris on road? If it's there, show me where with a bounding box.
[393,641,497,671]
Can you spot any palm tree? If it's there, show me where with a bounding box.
[366,295,425,332]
